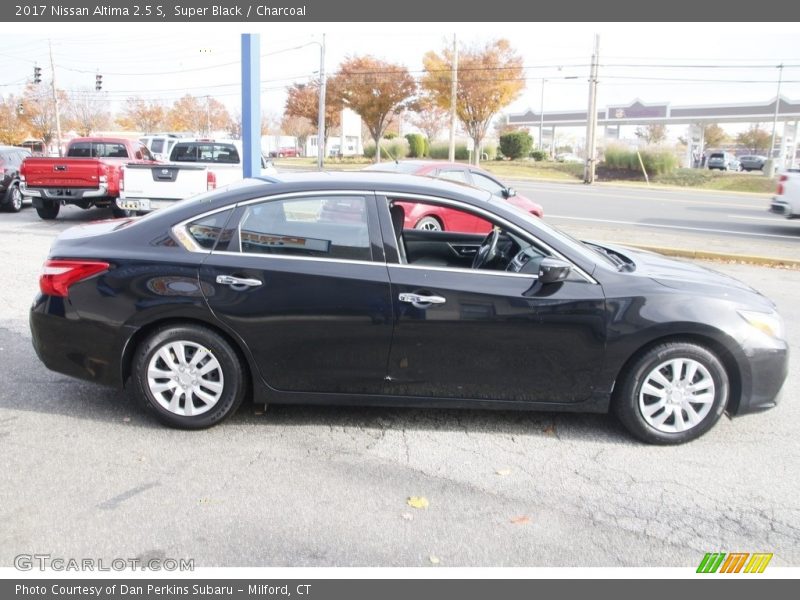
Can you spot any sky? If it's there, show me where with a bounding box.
[2,21,799,142]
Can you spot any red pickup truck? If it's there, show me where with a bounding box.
[20,137,156,220]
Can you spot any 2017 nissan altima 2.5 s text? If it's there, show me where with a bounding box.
[30,173,788,444]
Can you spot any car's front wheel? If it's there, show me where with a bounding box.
[133,324,246,429]
[613,342,729,444]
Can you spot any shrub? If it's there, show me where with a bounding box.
[602,145,678,176]
[363,143,376,159]
[381,138,409,160]
[529,149,548,162]
[481,144,496,161]
[405,133,426,158]
[429,142,469,160]
[499,131,533,160]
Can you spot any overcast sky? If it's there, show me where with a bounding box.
[2,22,799,138]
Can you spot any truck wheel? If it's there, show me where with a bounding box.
[111,205,136,218]
[36,201,60,220]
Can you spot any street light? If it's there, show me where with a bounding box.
[539,72,579,154]
[268,37,326,170]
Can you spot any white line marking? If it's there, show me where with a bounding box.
[728,214,791,223]
[547,215,800,241]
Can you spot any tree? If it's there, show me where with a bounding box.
[281,115,314,154]
[634,124,667,145]
[702,124,728,150]
[65,89,111,136]
[422,39,525,165]
[166,95,230,135]
[411,95,450,143]
[18,83,67,145]
[0,95,27,145]
[336,56,416,162]
[117,96,166,133]
[284,80,343,147]
[736,124,771,154]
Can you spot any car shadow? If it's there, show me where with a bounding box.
[2,327,630,445]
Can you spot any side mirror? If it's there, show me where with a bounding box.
[503,187,516,198]
[538,257,572,284]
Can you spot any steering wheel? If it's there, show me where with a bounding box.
[472,228,501,269]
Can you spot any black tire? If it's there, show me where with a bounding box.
[613,342,729,445]
[415,216,443,231]
[133,324,246,429]
[4,184,23,212]
[35,201,60,220]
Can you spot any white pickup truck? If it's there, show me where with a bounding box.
[117,139,278,213]
[770,169,800,219]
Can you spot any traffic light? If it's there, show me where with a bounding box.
[95,73,103,91]
[33,65,41,84]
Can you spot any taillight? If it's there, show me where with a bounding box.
[119,167,124,191]
[207,170,216,191]
[39,260,110,297]
[776,174,787,196]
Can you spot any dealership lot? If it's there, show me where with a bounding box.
[0,202,798,567]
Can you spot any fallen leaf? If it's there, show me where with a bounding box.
[543,424,557,436]
[407,496,429,509]
[429,555,440,565]
[510,515,531,525]
[496,468,512,476]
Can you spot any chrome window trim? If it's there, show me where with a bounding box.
[377,190,598,284]
[211,250,383,268]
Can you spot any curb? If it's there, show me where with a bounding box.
[628,244,800,268]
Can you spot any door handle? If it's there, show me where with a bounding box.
[216,274,263,288]
[399,292,446,307]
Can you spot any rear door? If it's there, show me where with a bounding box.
[199,191,394,394]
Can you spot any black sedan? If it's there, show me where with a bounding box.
[30,173,788,444]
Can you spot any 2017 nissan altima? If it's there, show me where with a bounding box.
[29,173,788,444]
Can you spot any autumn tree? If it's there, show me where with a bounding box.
[422,39,524,165]
[634,124,667,145]
[117,96,166,133]
[411,96,450,143]
[702,124,728,149]
[284,80,343,146]
[0,95,27,145]
[336,56,416,162]
[281,115,314,154]
[166,95,231,135]
[65,89,111,136]
[18,83,68,145]
[736,124,771,154]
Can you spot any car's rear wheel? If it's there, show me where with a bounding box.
[613,342,729,444]
[5,184,23,212]
[133,325,246,429]
[35,201,60,220]
[415,216,443,231]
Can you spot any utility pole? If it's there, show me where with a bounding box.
[448,34,458,163]
[539,78,546,151]
[49,40,63,157]
[316,33,326,170]
[768,63,784,174]
[583,34,600,184]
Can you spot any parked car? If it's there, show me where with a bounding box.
[738,155,767,172]
[20,137,157,220]
[0,146,31,212]
[30,173,788,444]
[707,152,741,171]
[363,160,543,232]
[769,169,800,218]
[140,134,180,161]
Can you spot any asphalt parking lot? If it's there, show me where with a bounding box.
[0,202,798,568]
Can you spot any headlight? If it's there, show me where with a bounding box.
[738,309,785,340]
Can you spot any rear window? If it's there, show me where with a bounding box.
[709,153,724,160]
[170,143,240,164]
[68,142,129,158]
[150,139,164,153]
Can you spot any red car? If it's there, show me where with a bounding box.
[363,160,543,232]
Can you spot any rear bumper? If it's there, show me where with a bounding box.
[770,197,799,218]
[21,182,109,201]
[30,295,132,388]
[116,196,180,213]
